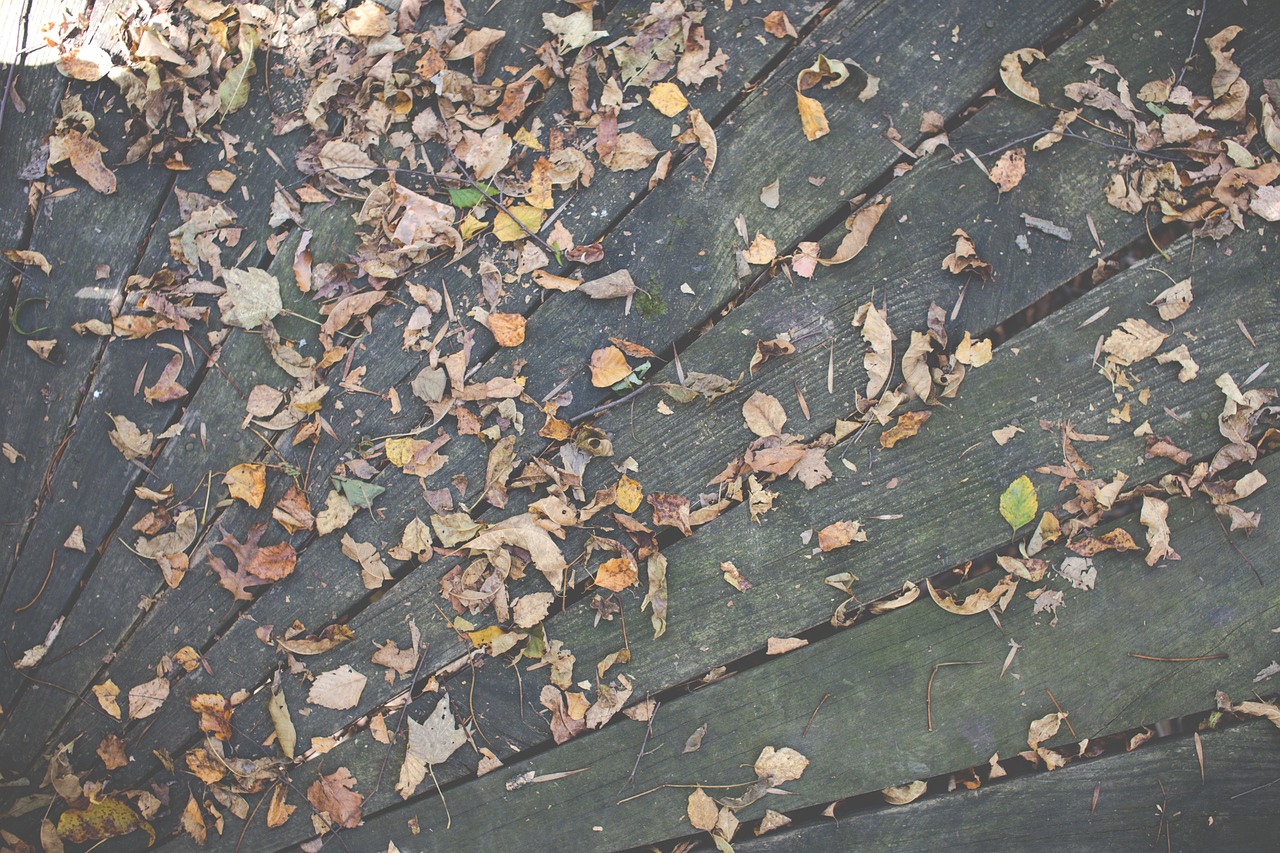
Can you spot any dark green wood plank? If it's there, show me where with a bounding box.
[118,0,1094,780]
[737,722,1280,852]
[0,0,821,774]
[270,448,1280,852]
[216,215,1278,852]
[179,0,1211,793]
[158,10,1280,845]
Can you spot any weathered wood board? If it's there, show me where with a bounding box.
[737,721,1280,852]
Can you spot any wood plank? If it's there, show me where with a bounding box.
[142,1,1280,845]
[178,0,1225,795]
[210,211,1279,852]
[47,0,1103,813]
[736,722,1280,852]
[0,0,828,772]
[255,445,1280,852]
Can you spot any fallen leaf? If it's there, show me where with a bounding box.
[1000,47,1046,104]
[308,665,367,710]
[1140,496,1177,566]
[754,745,809,783]
[596,555,639,592]
[488,313,526,347]
[128,675,170,720]
[307,768,364,830]
[989,148,1026,193]
[999,475,1038,531]
[223,462,266,508]
[926,576,1017,616]
[688,788,718,831]
[882,780,927,805]
[648,81,688,116]
[57,798,154,846]
[880,410,932,448]
[819,199,889,266]
[219,267,282,330]
[853,302,894,398]
[742,391,787,437]
[589,345,632,387]
[108,414,153,461]
[268,690,297,760]
[397,694,467,799]
[767,636,809,655]
[817,520,867,552]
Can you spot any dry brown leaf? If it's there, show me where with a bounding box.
[817,520,867,552]
[308,665,367,710]
[880,410,932,448]
[853,302,894,398]
[766,636,809,655]
[926,576,1017,616]
[307,768,364,830]
[797,91,829,141]
[989,148,1026,193]
[1140,496,1176,566]
[742,391,787,438]
[1000,48,1046,104]
[128,675,170,720]
[596,556,639,592]
[882,780,927,805]
[687,788,719,831]
[488,313,526,347]
[589,345,631,387]
[818,199,889,266]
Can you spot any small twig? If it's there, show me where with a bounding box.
[1174,0,1209,89]
[13,549,56,612]
[1127,652,1227,663]
[803,693,831,736]
[1216,511,1263,587]
[620,697,659,791]
[1231,776,1280,799]
[616,781,755,806]
[1044,688,1077,739]
[234,788,271,853]
[569,383,651,423]
[926,661,983,732]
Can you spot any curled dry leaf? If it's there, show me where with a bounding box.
[819,199,889,266]
[926,576,1017,616]
[882,780,927,805]
[1139,496,1177,566]
[853,302,894,399]
[223,462,267,508]
[1000,47,1046,104]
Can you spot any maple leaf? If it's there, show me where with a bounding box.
[207,522,297,601]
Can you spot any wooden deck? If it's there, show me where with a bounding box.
[2,0,1279,849]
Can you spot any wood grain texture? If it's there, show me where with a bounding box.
[285,449,1280,852]
[0,0,830,778]
[105,5,1106,838]
[736,722,1280,852]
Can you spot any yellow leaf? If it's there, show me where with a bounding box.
[999,475,1038,531]
[493,205,546,242]
[596,556,638,591]
[797,91,829,141]
[616,475,643,513]
[57,797,155,846]
[648,81,688,116]
[589,345,631,387]
[223,462,266,508]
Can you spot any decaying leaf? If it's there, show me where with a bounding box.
[57,797,155,846]
[817,520,867,552]
[307,768,364,830]
[926,576,1017,616]
[881,410,931,448]
[1000,47,1046,104]
[397,694,467,799]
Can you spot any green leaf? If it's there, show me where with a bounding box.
[334,477,385,509]
[999,475,1038,531]
[448,186,498,208]
[217,26,259,115]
